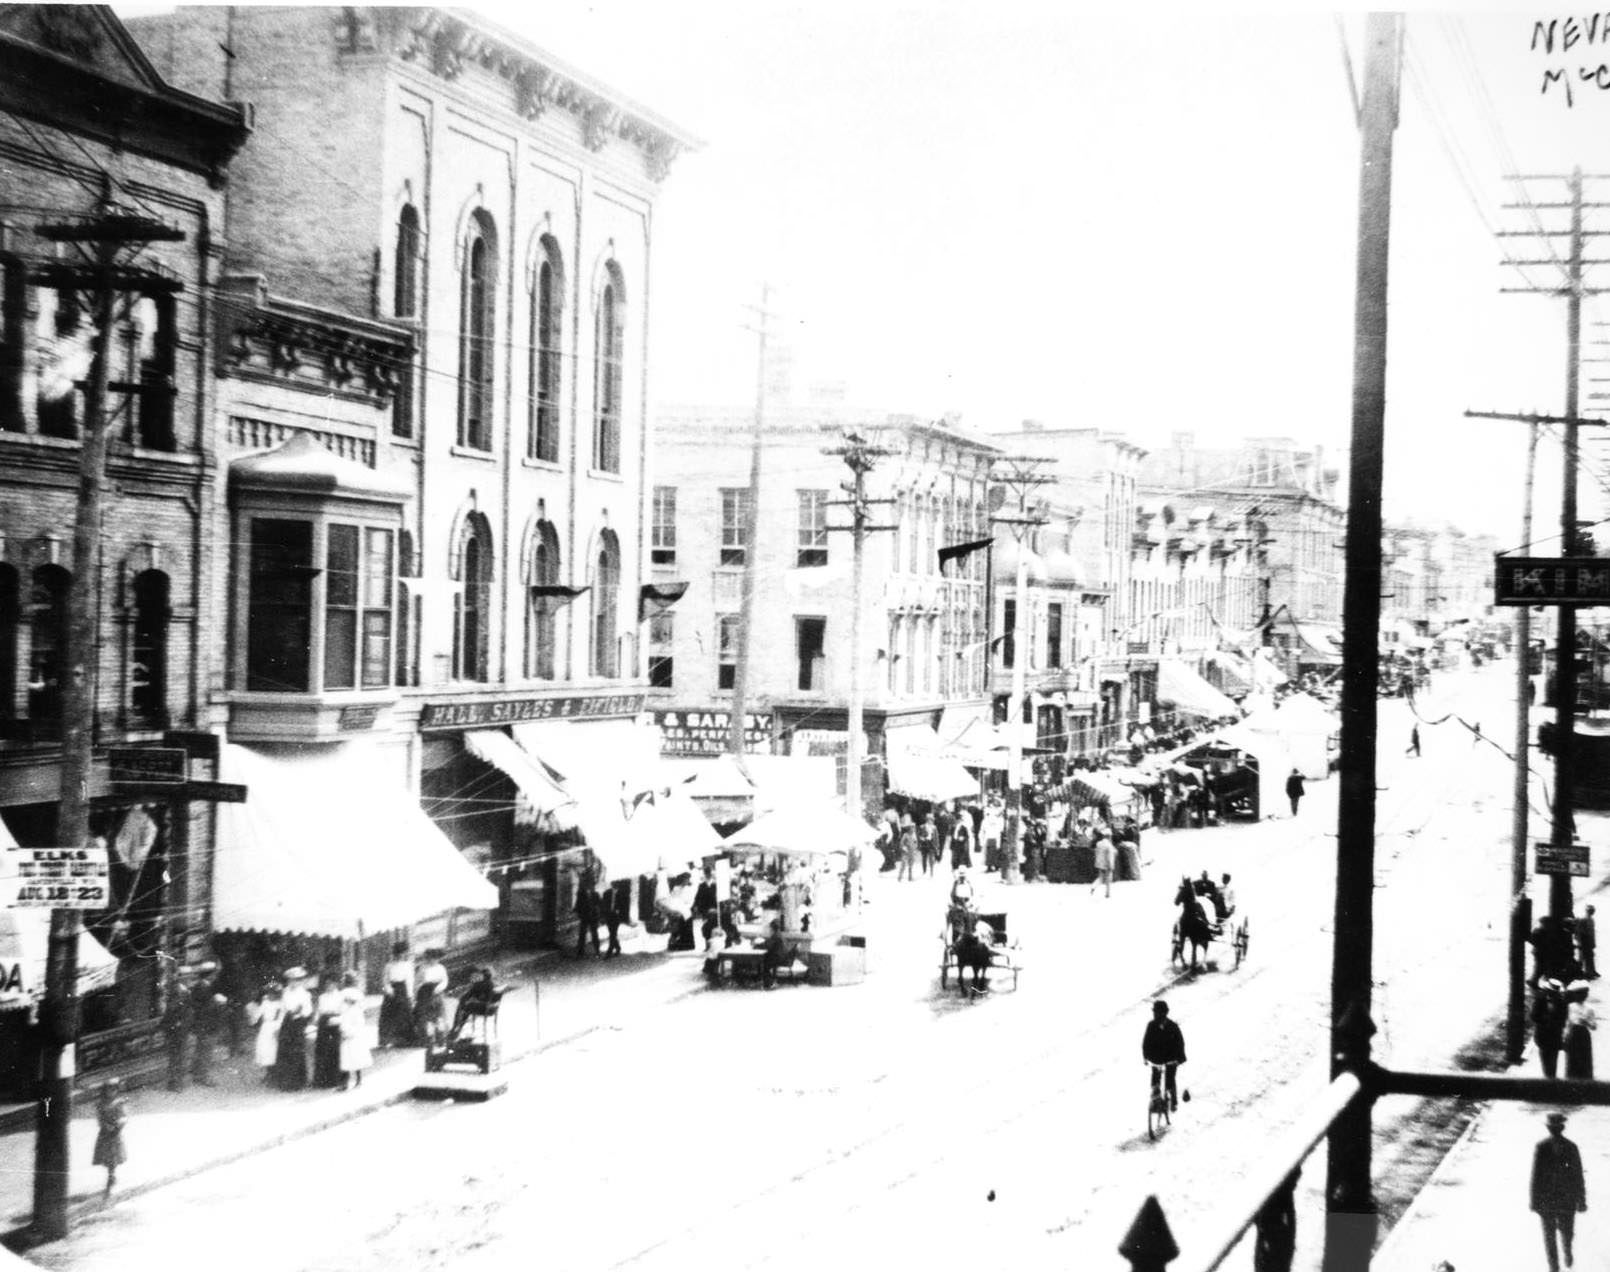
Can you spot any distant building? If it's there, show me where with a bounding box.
[1138,432,1345,676]
[651,406,999,815]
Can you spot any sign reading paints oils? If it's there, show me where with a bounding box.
[654,710,771,756]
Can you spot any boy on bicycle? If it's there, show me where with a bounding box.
[1143,1000,1188,1112]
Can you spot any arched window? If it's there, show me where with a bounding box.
[526,520,560,680]
[28,564,69,728]
[458,214,496,451]
[591,530,620,677]
[529,239,563,463]
[0,564,16,722]
[393,205,421,438]
[130,570,169,726]
[592,265,624,473]
[454,517,493,681]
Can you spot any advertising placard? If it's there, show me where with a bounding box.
[4,843,111,909]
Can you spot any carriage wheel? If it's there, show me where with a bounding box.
[1147,1093,1170,1140]
[1170,921,1185,970]
[1234,919,1250,969]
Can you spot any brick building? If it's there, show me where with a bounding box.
[650,406,999,814]
[132,6,697,955]
[0,5,248,1085]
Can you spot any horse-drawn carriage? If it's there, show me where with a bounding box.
[940,904,1022,996]
[1171,876,1249,972]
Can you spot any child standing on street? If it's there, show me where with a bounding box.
[93,1078,128,1197]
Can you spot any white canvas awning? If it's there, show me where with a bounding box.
[463,728,575,827]
[1157,661,1243,720]
[885,729,980,801]
[214,744,497,940]
[723,801,880,856]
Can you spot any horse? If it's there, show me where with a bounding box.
[954,927,995,993]
[1173,876,1217,971]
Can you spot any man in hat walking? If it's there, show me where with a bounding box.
[1531,1111,1587,1271]
[1579,905,1598,981]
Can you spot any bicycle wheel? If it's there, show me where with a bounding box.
[1147,1093,1170,1140]
[1234,919,1250,969]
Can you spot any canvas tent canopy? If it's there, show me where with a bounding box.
[1182,723,1296,820]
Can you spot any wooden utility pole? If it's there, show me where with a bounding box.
[1325,13,1399,1269]
[1498,169,1610,922]
[1510,421,1539,1063]
[988,455,1054,885]
[823,433,896,819]
[29,205,183,1240]
[729,284,772,759]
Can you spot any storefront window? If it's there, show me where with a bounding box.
[246,519,313,692]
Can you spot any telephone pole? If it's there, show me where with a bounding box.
[1326,13,1399,1269]
[1511,419,1539,1063]
[989,455,1054,885]
[729,284,773,759]
[1497,169,1610,922]
[28,203,184,1240]
[823,432,896,819]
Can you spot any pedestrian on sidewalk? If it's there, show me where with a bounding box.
[949,816,973,872]
[92,1078,128,1198]
[1579,905,1598,980]
[917,813,937,877]
[1406,724,1421,757]
[1564,972,1596,1080]
[247,981,284,1082]
[312,972,345,1089]
[162,970,195,1092]
[273,967,313,1091]
[1533,979,1569,1079]
[1530,1111,1587,1272]
[575,876,602,957]
[379,941,415,1047]
[1285,768,1305,817]
[190,961,227,1088]
[602,884,624,958]
[338,987,372,1091]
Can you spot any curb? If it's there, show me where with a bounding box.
[1370,1099,1488,1268]
[2,971,710,1254]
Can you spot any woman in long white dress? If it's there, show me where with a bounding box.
[338,988,373,1090]
[246,985,284,1083]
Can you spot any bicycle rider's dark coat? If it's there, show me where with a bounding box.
[1143,1018,1187,1066]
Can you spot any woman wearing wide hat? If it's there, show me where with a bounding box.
[272,967,313,1091]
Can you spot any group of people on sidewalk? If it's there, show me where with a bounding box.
[243,965,373,1093]
[1530,908,1599,1081]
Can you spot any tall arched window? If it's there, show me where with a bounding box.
[0,564,16,723]
[130,570,169,726]
[458,214,496,451]
[28,564,69,728]
[526,520,560,680]
[393,204,421,439]
[454,517,493,681]
[529,239,563,463]
[591,530,620,677]
[592,265,624,473]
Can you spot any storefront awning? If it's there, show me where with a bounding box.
[214,744,497,940]
[1292,622,1344,664]
[463,728,575,827]
[1157,660,1243,720]
[1209,651,1254,696]
[885,730,979,802]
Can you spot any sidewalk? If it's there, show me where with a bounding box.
[0,937,707,1245]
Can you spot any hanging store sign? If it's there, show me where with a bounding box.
[4,844,111,909]
[420,693,646,730]
[654,710,771,756]
[1494,556,1610,606]
[108,747,187,786]
[1535,840,1590,878]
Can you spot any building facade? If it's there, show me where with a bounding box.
[650,406,999,814]
[0,4,249,1083]
[132,5,696,956]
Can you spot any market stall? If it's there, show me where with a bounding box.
[1178,723,1295,821]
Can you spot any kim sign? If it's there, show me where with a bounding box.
[1493,556,1610,606]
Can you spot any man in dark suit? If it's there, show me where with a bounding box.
[1142,1000,1187,1112]
[1531,1111,1587,1272]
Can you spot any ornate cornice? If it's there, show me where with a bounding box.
[381,8,699,182]
[218,289,412,406]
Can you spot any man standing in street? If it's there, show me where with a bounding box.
[1142,1000,1187,1113]
[1579,905,1598,980]
[1406,724,1421,757]
[575,874,602,958]
[1531,1111,1587,1272]
[1285,768,1306,817]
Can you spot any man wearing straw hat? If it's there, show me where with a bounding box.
[1531,1111,1587,1272]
